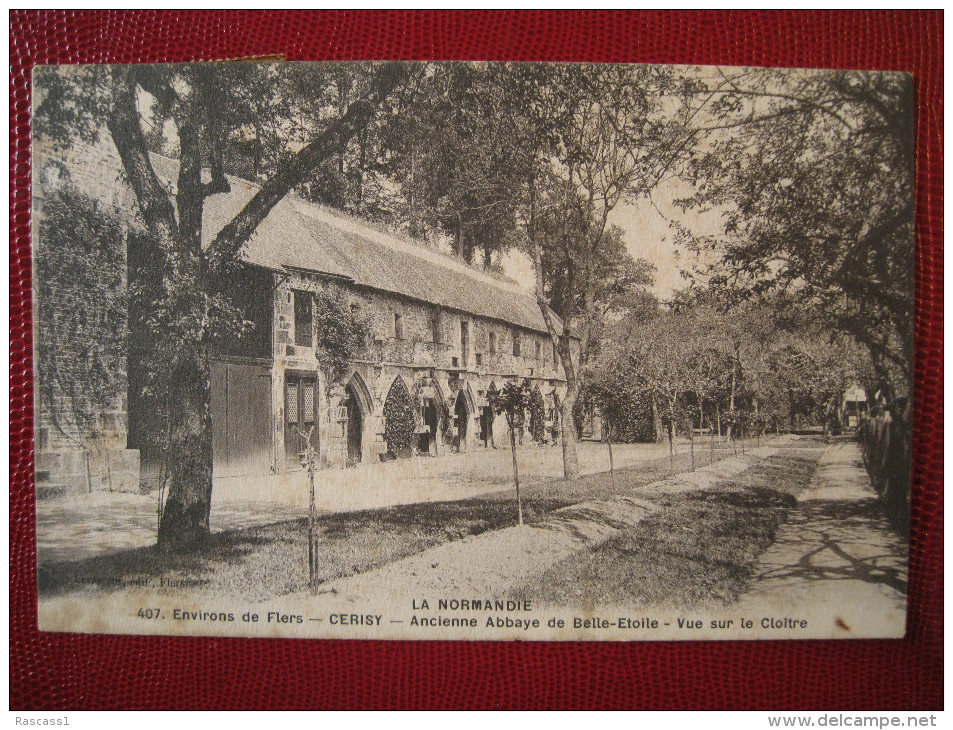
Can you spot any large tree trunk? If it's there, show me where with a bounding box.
[107,64,407,551]
[528,225,580,480]
[559,377,581,480]
[157,348,213,549]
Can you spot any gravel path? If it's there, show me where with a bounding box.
[732,440,908,637]
[36,439,698,564]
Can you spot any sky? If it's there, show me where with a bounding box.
[612,194,689,301]
[499,178,722,303]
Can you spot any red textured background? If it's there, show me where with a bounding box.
[9,10,943,710]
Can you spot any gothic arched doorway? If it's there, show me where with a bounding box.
[481,382,498,448]
[419,398,440,456]
[344,383,364,466]
[344,373,373,466]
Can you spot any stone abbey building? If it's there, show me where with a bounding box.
[34,149,572,491]
[194,159,572,477]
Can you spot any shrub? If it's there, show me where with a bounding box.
[383,377,416,458]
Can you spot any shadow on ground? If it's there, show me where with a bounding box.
[511,450,820,609]
[38,446,741,601]
[38,436,830,606]
[750,497,908,595]
[37,498,573,601]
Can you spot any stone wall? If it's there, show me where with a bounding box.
[271,273,567,471]
[33,144,141,493]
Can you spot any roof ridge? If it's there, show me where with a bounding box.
[76,150,559,334]
[290,201,532,298]
[147,151,533,297]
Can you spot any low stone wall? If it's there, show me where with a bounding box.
[36,447,140,494]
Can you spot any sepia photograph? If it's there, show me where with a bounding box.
[31,60,913,641]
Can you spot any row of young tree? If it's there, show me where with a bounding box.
[34,60,912,548]
[585,293,878,450]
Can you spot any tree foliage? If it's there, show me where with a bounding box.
[675,67,914,397]
[34,183,127,447]
[383,377,416,459]
[590,294,874,443]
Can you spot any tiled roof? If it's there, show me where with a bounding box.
[149,155,560,336]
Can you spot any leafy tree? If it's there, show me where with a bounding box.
[34,62,411,548]
[491,381,531,525]
[384,63,527,264]
[592,308,694,449]
[508,63,685,479]
[675,67,914,399]
[586,364,638,484]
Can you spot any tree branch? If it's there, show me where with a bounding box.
[207,63,408,271]
[106,66,179,242]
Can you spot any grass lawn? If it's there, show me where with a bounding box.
[511,449,819,609]
[38,436,802,603]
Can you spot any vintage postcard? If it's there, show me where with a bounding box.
[31,61,912,640]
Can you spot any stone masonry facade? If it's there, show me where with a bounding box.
[271,272,569,471]
[32,149,141,493]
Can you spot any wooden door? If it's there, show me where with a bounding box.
[285,374,319,466]
[211,361,273,477]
